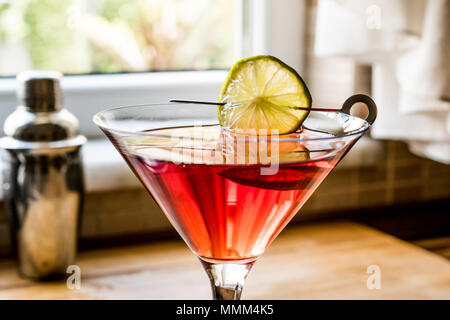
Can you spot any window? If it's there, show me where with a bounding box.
[0,0,235,76]
[0,0,305,137]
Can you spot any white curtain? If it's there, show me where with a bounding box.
[315,0,450,164]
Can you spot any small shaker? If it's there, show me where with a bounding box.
[0,71,86,279]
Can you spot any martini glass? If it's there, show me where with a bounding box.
[93,94,377,300]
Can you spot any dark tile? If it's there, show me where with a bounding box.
[357,188,387,207]
[358,165,387,185]
[424,180,450,200]
[319,168,354,188]
[428,161,450,181]
[313,189,356,210]
[393,185,424,203]
[393,163,423,181]
[0,210,7,223]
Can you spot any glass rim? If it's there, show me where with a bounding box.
[93,102,371,142]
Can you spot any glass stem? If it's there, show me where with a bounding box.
[200,259,255,300]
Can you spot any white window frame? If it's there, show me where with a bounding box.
[244,0,306,73]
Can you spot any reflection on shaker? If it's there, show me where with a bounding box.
[19,156,81,277]
[0,71,85,279]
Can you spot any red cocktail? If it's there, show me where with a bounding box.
[119,125,344,262]
[94,97,376,299]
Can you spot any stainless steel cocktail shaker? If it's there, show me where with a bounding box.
[0,71,86,279]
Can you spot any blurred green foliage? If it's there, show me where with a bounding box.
[0,0,234,75]
[23,0,90,73]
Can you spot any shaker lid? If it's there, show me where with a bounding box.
[17,71,63,112]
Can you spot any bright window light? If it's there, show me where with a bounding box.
[0,0,235,76]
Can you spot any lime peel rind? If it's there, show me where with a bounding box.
[218,55,312,134]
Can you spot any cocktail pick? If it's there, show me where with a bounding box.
[170,94,377,125]
[170,99,340,112]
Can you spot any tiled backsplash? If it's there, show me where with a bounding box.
[300,141,450,217]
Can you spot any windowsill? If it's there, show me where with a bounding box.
[0,70,228,95]
[82,139,140,192]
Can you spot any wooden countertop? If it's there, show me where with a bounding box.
[0,221,449,300]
